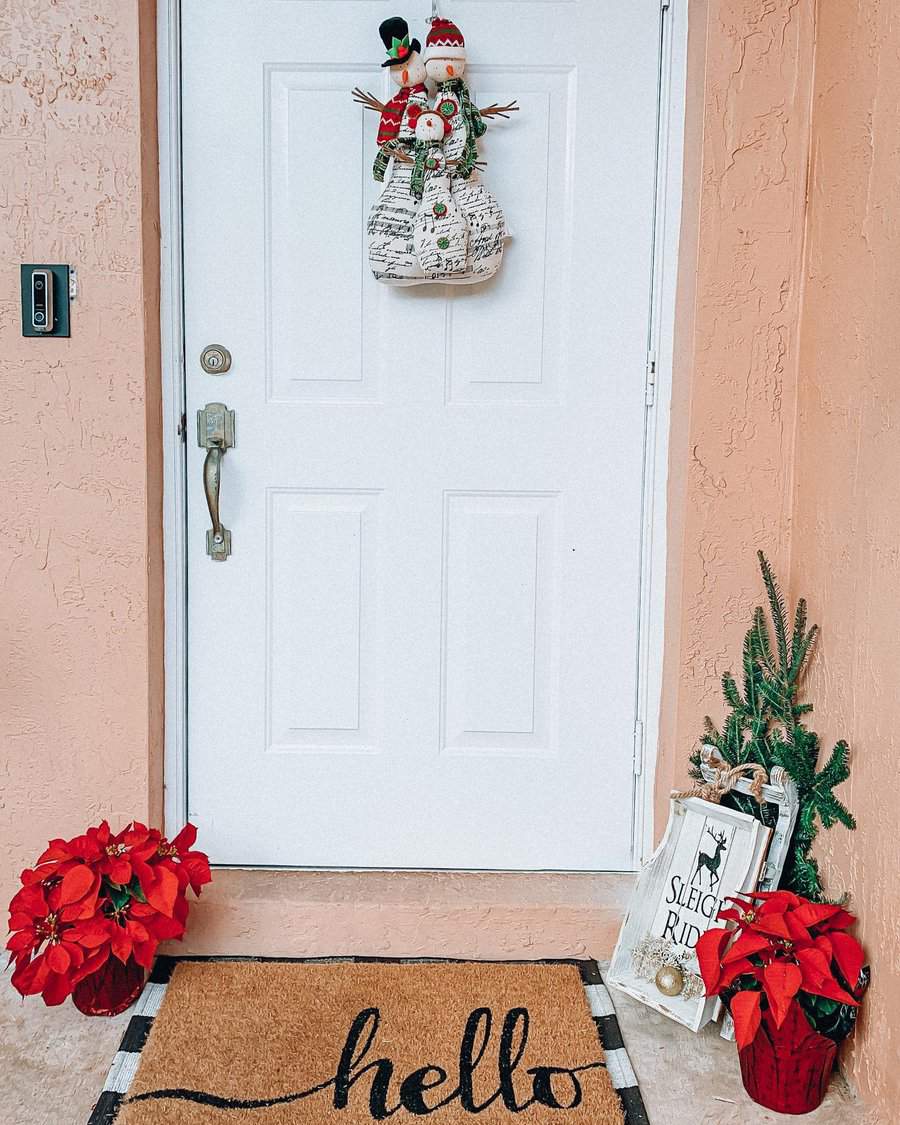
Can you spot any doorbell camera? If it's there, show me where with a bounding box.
[20,264,71,338]
[30,269,53,333]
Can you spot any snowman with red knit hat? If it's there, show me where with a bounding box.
[424,15,514,283]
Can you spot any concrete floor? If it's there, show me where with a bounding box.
[0,971,881,1125]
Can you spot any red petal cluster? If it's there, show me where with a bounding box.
[695,890,864,1049]
[6,821,210,1007]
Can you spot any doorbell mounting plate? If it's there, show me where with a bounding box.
[21,264,70,338]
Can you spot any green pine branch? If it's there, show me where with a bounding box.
[698,551,856,902]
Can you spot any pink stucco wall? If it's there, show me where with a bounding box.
[0,1,163,913]
[660,0,897,1115]
[657,0,813,826]
[788,1,900,1111]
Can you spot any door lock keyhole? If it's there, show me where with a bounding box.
[200,344,232,374]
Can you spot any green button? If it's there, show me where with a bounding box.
[433,202,447,216]
[437,237,450,250]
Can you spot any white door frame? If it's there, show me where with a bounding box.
[157,0,688,867]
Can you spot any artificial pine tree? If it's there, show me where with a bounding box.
[691,551,855,901]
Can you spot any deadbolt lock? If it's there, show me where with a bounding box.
[200,343,232,375]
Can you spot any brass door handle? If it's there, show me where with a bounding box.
[197,403,235,560]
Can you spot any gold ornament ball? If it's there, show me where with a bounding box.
[655,965,684,997]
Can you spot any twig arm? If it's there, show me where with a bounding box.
[352,87,386,114]
[478,100,520,120]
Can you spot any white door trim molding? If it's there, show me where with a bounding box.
[633,0,688,862]
[157,0,688,862]
[158,0,188,835]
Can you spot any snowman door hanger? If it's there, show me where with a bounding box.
[352,12,518,286]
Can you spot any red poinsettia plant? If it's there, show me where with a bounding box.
[6,821,210,1007]
[696,889,867,1050]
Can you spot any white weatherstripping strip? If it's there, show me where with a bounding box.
[585,983,617,1018]
[104,1051,142,1094]
[133,980,167,1017]
[603,1047,638,1091]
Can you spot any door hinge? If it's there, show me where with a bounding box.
[645,351,657,407]
[177,411,187,442]
[632,719,645,776]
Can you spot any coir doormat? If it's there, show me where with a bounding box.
[88,958,648,1125]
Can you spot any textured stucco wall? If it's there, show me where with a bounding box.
[657,0,814,822]
[790,1,900,1113]
[0,1,163,911]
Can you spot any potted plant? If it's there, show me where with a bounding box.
[6,820,210,1015]
[697,889,868,1114]
[693,551,855,901]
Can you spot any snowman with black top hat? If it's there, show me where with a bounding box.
[356,17,430,283]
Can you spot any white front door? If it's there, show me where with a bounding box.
[182,1,663,870]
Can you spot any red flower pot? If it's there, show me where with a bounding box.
[738,1003,838,1115]
[72,956,146,1017]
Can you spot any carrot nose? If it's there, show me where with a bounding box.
[401,68,409,84]
[446,64,455,77]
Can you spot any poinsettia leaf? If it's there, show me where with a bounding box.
[762,960,802,1027]
[694,927,730,992]
[829,932,864,992]
[108,857,132,885]
[145,865,179,918]
[58,864,94,906]
[722,932,772,964]
[171,823,198,852]
[756,890,801,911]
[794,902,845,928]
[6,931,35,953]
[819,909,855,932]
[749,914,793,940]
[128,876,148,904]
[719,957,758,990]
[796,946,831,988]
[802,974,858,1006]
[784,911,812,944]
[42,971,72,1006]
[106,882,130,912]
[45,943,71,974]
[731,990,763,1050]
[110,925,133,964]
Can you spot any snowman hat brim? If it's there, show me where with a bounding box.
[381,40,421,67]
[424,42,466,63]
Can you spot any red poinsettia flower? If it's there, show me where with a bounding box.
[156,824,212,898]
[695,891,865,1050]
[7,820,211,1009]
[6,884,95,1006]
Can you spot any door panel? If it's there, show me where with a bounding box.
[182,0,662,869]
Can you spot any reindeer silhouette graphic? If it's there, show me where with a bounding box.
[691,826,728,890]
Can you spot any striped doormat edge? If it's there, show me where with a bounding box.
[88,956,649,1125]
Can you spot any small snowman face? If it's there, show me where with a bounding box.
[415,111,448,144]
[389,51,427,89]
[424,55,466,84]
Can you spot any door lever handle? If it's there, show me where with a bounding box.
[197,402,235,560]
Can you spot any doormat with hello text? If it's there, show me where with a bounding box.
[88,957,648,1125]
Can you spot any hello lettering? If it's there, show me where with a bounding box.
[128,1006,606,1117]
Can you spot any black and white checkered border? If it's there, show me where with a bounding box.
[88,956,649,1125]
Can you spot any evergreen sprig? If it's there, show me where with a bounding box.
[690,551,856,901]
